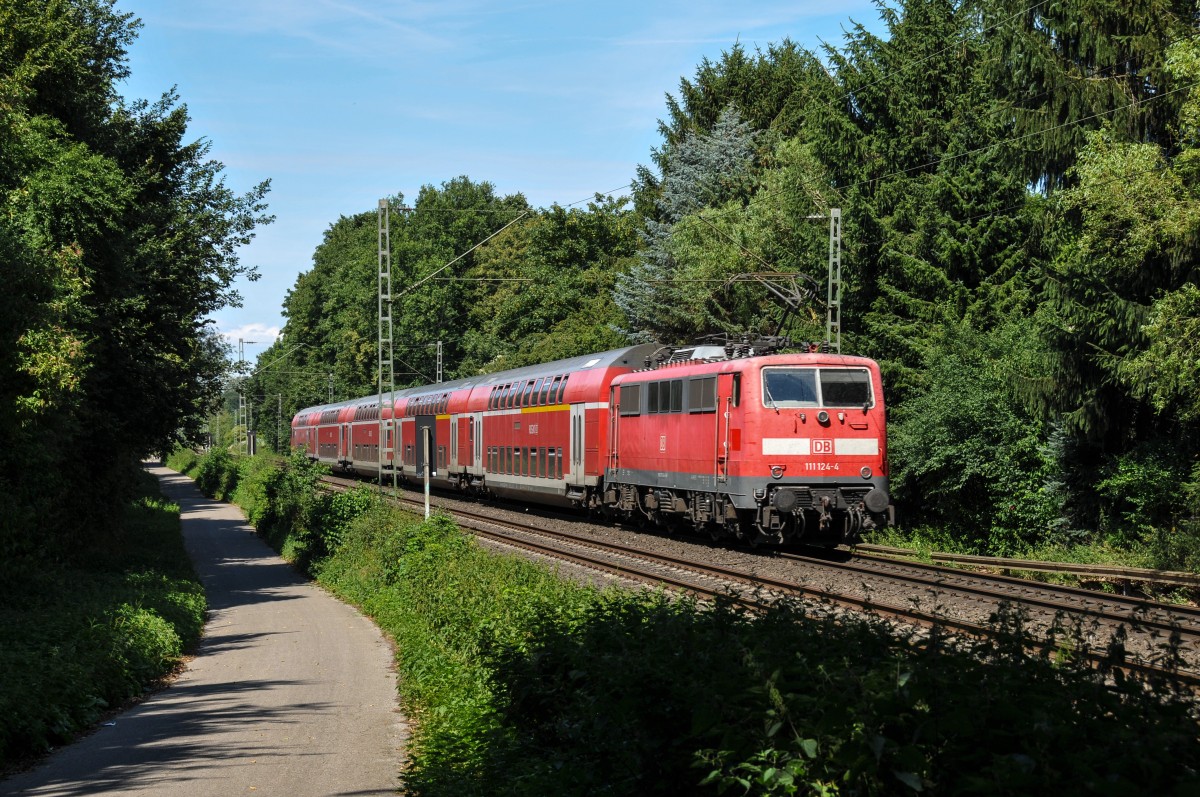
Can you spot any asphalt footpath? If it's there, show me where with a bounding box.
[1,464,406,796]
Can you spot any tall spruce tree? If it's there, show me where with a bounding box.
[982,0,1195,190]
[807,0,1034,398]
[615,106,758,343]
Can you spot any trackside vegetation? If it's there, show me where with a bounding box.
[171,449,1200,796]
[0,469,206,768]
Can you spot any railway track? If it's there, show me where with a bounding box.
[856,543,1200,589]
[320,475,1200,688]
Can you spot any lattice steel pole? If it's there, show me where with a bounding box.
[826,208,842,354]
[378,199,398,495]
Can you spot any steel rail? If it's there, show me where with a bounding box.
[856,543,1200,588]
[778,549,1200,642]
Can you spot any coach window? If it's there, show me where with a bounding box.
[619,384,642,416]
[521,381,534,407]
[556,447,564,477]
[550,376,563,404]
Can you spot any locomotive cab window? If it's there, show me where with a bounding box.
[762,369,818,407]
[761,367,873,408]
[819,368,873,407]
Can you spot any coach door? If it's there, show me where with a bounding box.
[453,416,474,471]
[569,403,586,486]
[339,423,350,462]
[472,412,484,474]
[416,416,436,476]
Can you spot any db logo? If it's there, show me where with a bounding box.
[812,438,834,455]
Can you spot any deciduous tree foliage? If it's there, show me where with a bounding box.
[258,184,634,426]
[0,0,271,557]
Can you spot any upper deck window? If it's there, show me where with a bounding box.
[761,367,873,409]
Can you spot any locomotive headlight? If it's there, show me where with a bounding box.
[771,465,785,479]
[860,466,873,479]
[817,410,830,425]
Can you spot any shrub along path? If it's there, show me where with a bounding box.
[2,465,405,796]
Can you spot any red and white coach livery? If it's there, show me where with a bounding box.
[292,340,891,546]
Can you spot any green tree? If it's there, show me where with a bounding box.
[460,195,636,372]
[0,0,271,556]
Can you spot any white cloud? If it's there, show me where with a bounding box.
[220,323,282,345]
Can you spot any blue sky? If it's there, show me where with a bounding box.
[119,1,883,365]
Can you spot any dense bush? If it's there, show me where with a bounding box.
[0,471,205,765]
[888,322,1061,555]
[193,449,238,499]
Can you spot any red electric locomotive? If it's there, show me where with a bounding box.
[291,340,892,546]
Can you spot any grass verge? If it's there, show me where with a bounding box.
[0,467,206,769]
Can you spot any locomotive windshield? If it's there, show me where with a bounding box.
[762,368,873,408]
